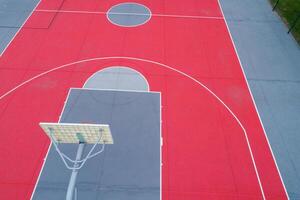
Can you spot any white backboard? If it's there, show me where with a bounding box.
[39,122,113,144]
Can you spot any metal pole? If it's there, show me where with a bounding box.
[66,143,85,200]
[273,0,280,11]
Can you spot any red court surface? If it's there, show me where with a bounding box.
[0,0,288,199]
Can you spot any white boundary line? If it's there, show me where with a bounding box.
[35,9,224,20]
[217,0,289,199]
[71,87,159,93]
[159,92,162,200]
[30,140,52,200]
[83,66,150,91]
[80,87,157,93]
[1,56,266,199]
[106,2,152,27]
[31,87,162,199]
[0,0,42,57]
[30,88,73,200]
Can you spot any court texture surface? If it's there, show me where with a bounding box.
[0,0,290,199]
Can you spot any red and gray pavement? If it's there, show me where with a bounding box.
[219,0,300,198]
[0,0,299,199]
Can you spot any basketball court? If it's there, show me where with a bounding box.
[0,0,289,199]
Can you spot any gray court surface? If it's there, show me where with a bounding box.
[219,0,300,198]
[32,89,161,200]
[0,0,39,55]
[84,66,149,91]
[2,0,300,198]
[107,3,151,27]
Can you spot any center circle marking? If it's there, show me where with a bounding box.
[107,3,151,27]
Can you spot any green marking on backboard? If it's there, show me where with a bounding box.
[76,133,86,143]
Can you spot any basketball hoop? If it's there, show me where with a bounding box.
[39,122,113,200]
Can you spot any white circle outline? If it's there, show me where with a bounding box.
[83,66,150,91]
[106,2,152,27]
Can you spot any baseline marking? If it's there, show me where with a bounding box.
[217,0,289,199]
[0,56,265,198]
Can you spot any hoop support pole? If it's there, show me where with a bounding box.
[66,143,85,200]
